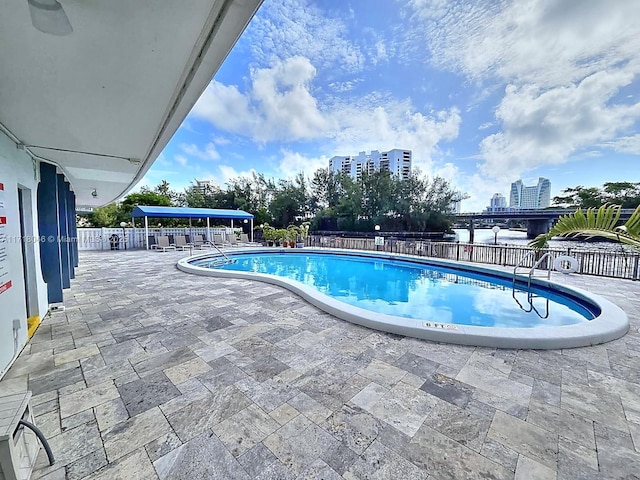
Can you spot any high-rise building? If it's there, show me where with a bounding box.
[509,178,551,209]
[485,193,510,213]
[329,149,412,180]
[193,179,215,194]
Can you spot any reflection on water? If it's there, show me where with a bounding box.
[196,253,596,328]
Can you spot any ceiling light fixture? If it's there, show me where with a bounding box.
[28,0,73,36]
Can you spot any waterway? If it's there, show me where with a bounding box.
[453,228,631,252]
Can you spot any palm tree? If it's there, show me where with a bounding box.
[529,204,640,250]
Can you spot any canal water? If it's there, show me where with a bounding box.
[453,228,630,252]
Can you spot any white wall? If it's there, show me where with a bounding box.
[0,132,49,378]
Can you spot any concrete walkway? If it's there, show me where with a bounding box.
[1,249,639,479]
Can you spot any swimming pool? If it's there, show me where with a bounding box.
[178,248,629,349]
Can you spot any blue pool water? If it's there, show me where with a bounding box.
[192,252,598,328]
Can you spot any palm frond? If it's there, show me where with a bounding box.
[529,204,640,250]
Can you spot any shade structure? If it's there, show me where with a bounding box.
[131,206,254,249]
[131,206,253,220]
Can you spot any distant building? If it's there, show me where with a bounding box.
[510,178,551,209]
[449,192,463,213]
[193,179,215,194]
[329,149,412,180]
[485,193,511,213]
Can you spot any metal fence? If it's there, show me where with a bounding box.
[308,235,640,280]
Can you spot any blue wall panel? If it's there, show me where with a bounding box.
[37,163,63,303]
[57,175,70,289]
[67,189,78,273]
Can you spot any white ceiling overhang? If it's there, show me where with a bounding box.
[0,0,262,208]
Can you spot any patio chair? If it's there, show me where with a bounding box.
[240,234,261,246]
[150,235,176,252]
[191,234,211,249]
[172,235,192,251]
[213,234,229,247]
[227,234,241,247]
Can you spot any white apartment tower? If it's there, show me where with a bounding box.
[486,193,509,213]
[509,178,551,209]
[329,149,412,180]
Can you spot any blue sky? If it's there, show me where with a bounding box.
[139,0,640,212]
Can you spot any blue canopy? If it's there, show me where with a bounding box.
[131,206,253,219]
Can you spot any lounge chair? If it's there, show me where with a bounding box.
[240,234,261,246]
[172,235,192,251]
[150,235,176,252]
[213,234,229,247]
[191,234,211,249]
[227,235,241,247]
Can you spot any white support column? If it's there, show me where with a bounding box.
[144,216,149,250]
[206,217,211,242]
[251,219,254,242]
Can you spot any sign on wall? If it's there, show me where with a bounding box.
[0,183,11,295]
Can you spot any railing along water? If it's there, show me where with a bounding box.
[307,235,640,280]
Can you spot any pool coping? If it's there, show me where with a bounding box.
[176,247,630,349]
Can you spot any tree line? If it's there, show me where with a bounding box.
[83,168,462,233]
[552,182,640,209]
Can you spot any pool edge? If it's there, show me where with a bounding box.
[176,248,630,350]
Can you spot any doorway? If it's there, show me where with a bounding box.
[18,186,38,318]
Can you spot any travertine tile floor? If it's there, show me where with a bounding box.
[1,249,639,479]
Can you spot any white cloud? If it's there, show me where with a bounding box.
[411,0,640,87]
[251,56,335,141]
[244,0,364,72]
[601,133,640,155]
[403,0,640,180]
[454,172,512,212]
[192,56,461,165]
[276,150,330,179]
[331,101,461,173]
[191,82,256,133]
[480,70,640,178]
[179,143,220,161]
[175,155,188,167]
[216,165,260,186]
[192,56,334,142]
[328,80,361,93]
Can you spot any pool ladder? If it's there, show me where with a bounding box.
[512,251,553,319]
[206,244,237,268]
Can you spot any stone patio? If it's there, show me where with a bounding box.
[1,249,640,479]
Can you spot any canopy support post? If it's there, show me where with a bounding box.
[251,219,254,243]
[144,216,149,250]
[206,217,211,243]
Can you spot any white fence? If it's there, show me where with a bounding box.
[77,227,237,250]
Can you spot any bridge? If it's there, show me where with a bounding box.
[454,208,636,239]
